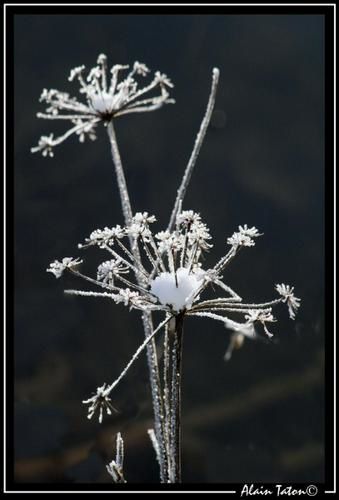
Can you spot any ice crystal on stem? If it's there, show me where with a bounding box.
[31,54,174,156]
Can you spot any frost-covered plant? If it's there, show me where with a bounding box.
[35,55,300,484]
[47,210,300,481]
[50,212,299,327]
[31,54,174,157]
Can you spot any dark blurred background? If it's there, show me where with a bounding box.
[14,13,325,485]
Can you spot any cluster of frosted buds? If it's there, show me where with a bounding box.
[46,257,83,278]
[244,309,276,338]
[82,383,118,424]
[227,224,263,248]
[275,283,301,320]
[31,54,174,157]
[46,209,301,422]
[97,259,129,286]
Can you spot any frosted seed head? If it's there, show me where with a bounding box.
[154,71,174,88]
[245,309,276,338]
[275,283,301,319]
[97,259,129,285]
[133,61,150,76]
[32,56,175,155]
[82,383,117,423]
[176,210,201,227]
[227,224,262,248]
[46,257,82,278]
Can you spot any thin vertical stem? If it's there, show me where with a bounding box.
[143,313,169,483]
[169,313,184,483]
[106,121,168,482]
[163,323,171,451]
[168,68,220,232]
[106,121,133,225]
[175,314,184,483]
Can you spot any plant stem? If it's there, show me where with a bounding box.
[142,312,169,483]
[169,313,184,482]
[174,314,184,482]
[106,120,168,482]
[168,68,220,232]
[106,121,133,225]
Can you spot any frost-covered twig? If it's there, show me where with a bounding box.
[104,316,171,396]
[148,428,162,471]
[106,432,127,483]
[168,68,220,231]
[106,121,133,227]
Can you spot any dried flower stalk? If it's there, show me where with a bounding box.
[34,55,301,483]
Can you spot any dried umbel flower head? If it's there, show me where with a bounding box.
[46,209,300,422]
[31,54,174,157]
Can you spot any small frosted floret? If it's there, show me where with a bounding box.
[118,288,143,307]
[176,210,202,226]
[46,257,82,278]
[97,259,129,285]
[227,225,262,248]
[82,383,117,423]
[31,134,55,157]
[245,309,277,338]
[275,283,301,320]
[132,212,157,225]
[150,267,204,312]
[79,225,126,249]
[155,230,184,253]
[127,212,157,241]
